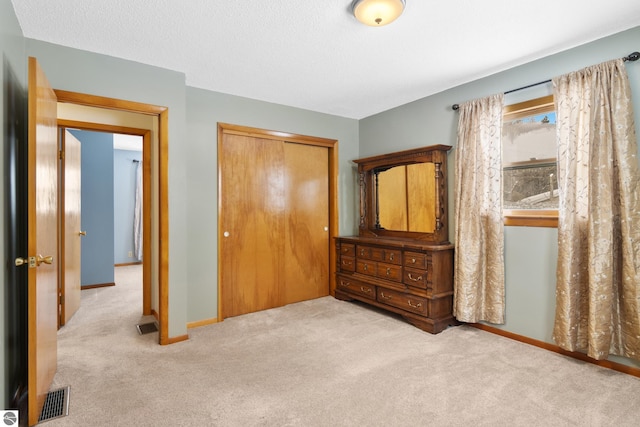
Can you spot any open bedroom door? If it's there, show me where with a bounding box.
[23,56,59,426]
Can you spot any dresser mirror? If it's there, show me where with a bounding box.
[353,145,451,243]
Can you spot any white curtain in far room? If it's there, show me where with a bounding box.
[134,160,143,261]
[113,134,143,262]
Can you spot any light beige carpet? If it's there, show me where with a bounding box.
[46,265,640,426]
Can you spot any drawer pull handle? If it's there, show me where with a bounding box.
[408,273,423,282]
[363,264,368,271]
[342,260,352,266]
[342,248,350,253]
[411,258,416,264]
[361,249,365,255]
[380,292,392,300]
[389,253,394,261]
[341,281,351,287]
[360,286,371,293]
[386,268,391,276]
[407,300,422,309]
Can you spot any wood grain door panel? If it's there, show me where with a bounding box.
[28,56,58,426]
[61,130,82,325]
[219,129,331,319]
[220,134,284,318]
[283,142,329,304]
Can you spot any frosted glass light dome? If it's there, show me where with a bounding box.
[352,0,406,26]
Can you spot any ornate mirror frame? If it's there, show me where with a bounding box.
[353,145,452,243]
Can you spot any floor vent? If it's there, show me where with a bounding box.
[136,322,158,335]
[38,386,69,423]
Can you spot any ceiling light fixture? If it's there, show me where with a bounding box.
[351,0,406,27]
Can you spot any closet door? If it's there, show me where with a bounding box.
[283,142,329,305]
[219,130,330,319]
[220,134,285,318]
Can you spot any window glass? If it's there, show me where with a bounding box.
[503,111,557,209]
[502,95,558,227]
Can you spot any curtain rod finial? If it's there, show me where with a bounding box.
[452,104,459,111]
[624,51,639,62]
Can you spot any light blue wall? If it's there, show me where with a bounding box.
[185,88,360,323]
[70,130,115,286]
[113,149,142,264]
[1,0,26,410]
[359,26,640,368]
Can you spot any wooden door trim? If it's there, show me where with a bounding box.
[57,120,148,136]
[217,123,339,321]
[55,90,171,345]
[54,90,167,115]
[59,129,66,328]
[57,121,153,318]
[219,122,337,147]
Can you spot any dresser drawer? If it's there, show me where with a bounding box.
[337,277,375,300]
[404,251,429,269]
[368,247,383,261]
[357,245,372,259]
[377,288,428,316]
[384,249,402,265]
[340,256,356,272]
[339,243,355,257]
[356,260,377,277]
[377,262,403,282]
[403,267,431,289]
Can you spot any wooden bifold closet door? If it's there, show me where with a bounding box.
[219,126,330,319]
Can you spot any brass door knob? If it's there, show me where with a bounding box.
[79,231,87,236]
[36,255,53,266]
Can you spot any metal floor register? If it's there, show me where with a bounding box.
[39,386,70,423]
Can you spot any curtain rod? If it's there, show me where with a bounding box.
[451,51,640,111]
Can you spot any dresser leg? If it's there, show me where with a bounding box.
[334,290,354,302]
[404,315,458,334]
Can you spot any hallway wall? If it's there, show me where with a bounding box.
[69,129,115,287]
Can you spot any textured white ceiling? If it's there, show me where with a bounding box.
[11,0,640,119]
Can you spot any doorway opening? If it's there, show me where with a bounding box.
[59,128,150,329]
[55,89,170,344]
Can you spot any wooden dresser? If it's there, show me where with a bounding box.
[335,236,455,334]
[335,145,457,334]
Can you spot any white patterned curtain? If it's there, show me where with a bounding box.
[552,59,640,361]
[134,160,143,261]
[453,94,506,324]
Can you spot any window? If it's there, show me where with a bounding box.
[502,95,558,227]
